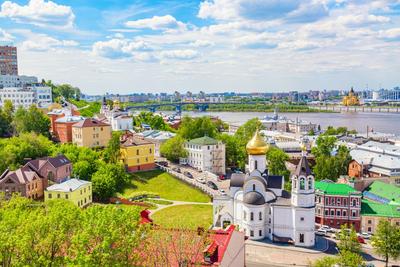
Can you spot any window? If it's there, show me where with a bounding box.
[250,212,254,221]
[65,194,68,199]
[300,217,304,221]
[57,194,60,199]
[352,199,357,207]
[308,178,312,189]
[300,178,305,190]
[294,178,297,189]
[149,148,152,154]
[259,212,262,221]
[343,199,347,206]
[268,218,271,224]
[336,210,341,216]
[368,220,372,224]
[367,227,372,232]
[330,210,334,216]
[352,210,356,217]
[299,233,304,243]
[253,184,256,191]
[243,211,247,221]
[337,198,341,206]
[269,228,271,234]
[48,193,52,199]
[254,160,258,170]
[136,150,139,155]
[259,230,262,237]
[343,210,347,217]
[250,230,254,237]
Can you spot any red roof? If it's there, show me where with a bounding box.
[72,118,110,128]
[140,209,153,224]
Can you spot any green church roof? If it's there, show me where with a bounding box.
[187,136,219,146]
[361,199,400,218]
[364,181,400,205]
[315,181,360,196]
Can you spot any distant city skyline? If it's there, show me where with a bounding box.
[0,0,399,94]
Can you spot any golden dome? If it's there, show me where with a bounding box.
[246,129,269,155]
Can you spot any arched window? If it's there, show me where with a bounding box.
[353,199,357,207]
[308,177,312,190]
[250,212,254,221]
[254,160,258,170]
[300,178,305,190]
[343,210,347,217]
[252,184,256,191]
[259,212,262,221]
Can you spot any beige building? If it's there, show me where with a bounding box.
[72,118,111,148]
[361,200,400,233]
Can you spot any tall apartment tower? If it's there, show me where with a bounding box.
[0,45,18,75]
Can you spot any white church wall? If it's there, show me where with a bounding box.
[271,206,294,240]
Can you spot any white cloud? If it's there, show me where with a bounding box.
[378,28,400,41]
[92,39,152,59]
[160,49,199,60]
[337,14,390,27]
[0,0,75,29]
[0,28,14,42]
[20,33,78,51]
[234,34,278,49]
[125,15,186,31]
[190,40,214,47]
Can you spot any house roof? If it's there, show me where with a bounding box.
[266,175,284,189]
[361,199,400,218]
[46,178,91,192]
[315,181,360,196]
[364,181,400,205]
[55,116,85,123]
[72,118,110,128]
[27,155,71,171]
[0,166,40,185]
[120,136,153,147]
[187,136,219,146]
[243,191,265,205]
[230,173,245,187]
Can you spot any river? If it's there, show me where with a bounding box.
[171,111,400,135]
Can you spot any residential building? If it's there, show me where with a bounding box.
[315,181,362,231]
[45,178,92,208]
[0,74,37,88]
[99,98,133,131]
[53,115,85,143]
[120,133,155,172]
[185,136,225,175]
[0,45,18,75]
[33,85,52,108]
[0,166,46,199]
[260,110,317,134]
[72,118,112,148]
[137,130,176,157]
[25,155,72,184]
[0,85,52,108]
[349,141,400,185]
[361,200,400,234]
[213,131,315,247]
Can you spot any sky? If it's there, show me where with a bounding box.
[0,0,399,95]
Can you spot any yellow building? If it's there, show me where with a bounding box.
[72,118,112,148]
[45,178,92,208]
[120,134,155,172]
[342,87,360,106]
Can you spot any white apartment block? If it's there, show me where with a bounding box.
[0,74,38,88]
[0,85,52,108]
[184,136,226,175]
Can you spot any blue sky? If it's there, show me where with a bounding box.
[0,0,399,94]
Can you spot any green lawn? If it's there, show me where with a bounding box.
[152,204,213,229]
[119,170,210,203]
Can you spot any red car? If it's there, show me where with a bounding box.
[357,236,366,244]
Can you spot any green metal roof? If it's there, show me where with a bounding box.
[187,136,219,146]
[361,199,400,218]
[364,181,400,205]
[315,181,360,196]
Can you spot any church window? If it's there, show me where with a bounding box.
[252,184,256,191]
[250,212,254,221]
[300,178,305,190]
[294,178,297,189]
[243,211,247,221]
[299,233,304,243]
[259,212,262,221]
[308,177,312,189]
[268,218,271,224]
[269,228,271,234]
[250,230,254,237]
[259,230,262,237]
[254,160,258,170]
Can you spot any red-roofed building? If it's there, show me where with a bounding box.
[72,118,112,148]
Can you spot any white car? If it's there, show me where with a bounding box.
[318,225,334,233]
[196,177,206,184]
[358,232,372,239]
[316,229,327,236]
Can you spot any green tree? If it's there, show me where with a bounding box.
[217,133,240,167]
[160,135,188,163]
[178,116,218,139]
[337,225,361,254]
[266,146,290,180]
[91,162,129,200]
[103,131,122,164]
[336,250,365,267]
[133,111,173,131]
[311,256,336,267]
[371,220,400,267]
[13,105,51,137]
[0,100,14,137]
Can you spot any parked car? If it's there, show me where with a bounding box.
[318,225,332,232]
[196,177,206,184]
[184,171,193,179]
[157,161,168,167]
[207,181,218,190]
[316,229,328,236]
[218,174,227,181]
[358,232,371,239]
[172,167,181,173]
[219,189,227,195]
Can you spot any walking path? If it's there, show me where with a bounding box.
[149,198,212,214]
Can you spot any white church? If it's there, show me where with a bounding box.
[213,130,315,247]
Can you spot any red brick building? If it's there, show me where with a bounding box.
[315,181,362,231]
[25,155,72,184]
[0,45,18,75]
[48,109,82,143]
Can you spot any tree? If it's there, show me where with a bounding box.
[178,116,218,140]
[12,105,51,137]
[160,135,188,163]
[133,111,173,131]
[0,100,14,137]
[217,133,240,168]
[311,256,336,267]
[45,81,81,101]
[337,225,361,255]
[336,250,365,267]
[371,220,400,267]
[103,131,122,164]
[91,163,129,200]
[266,146,290,180]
